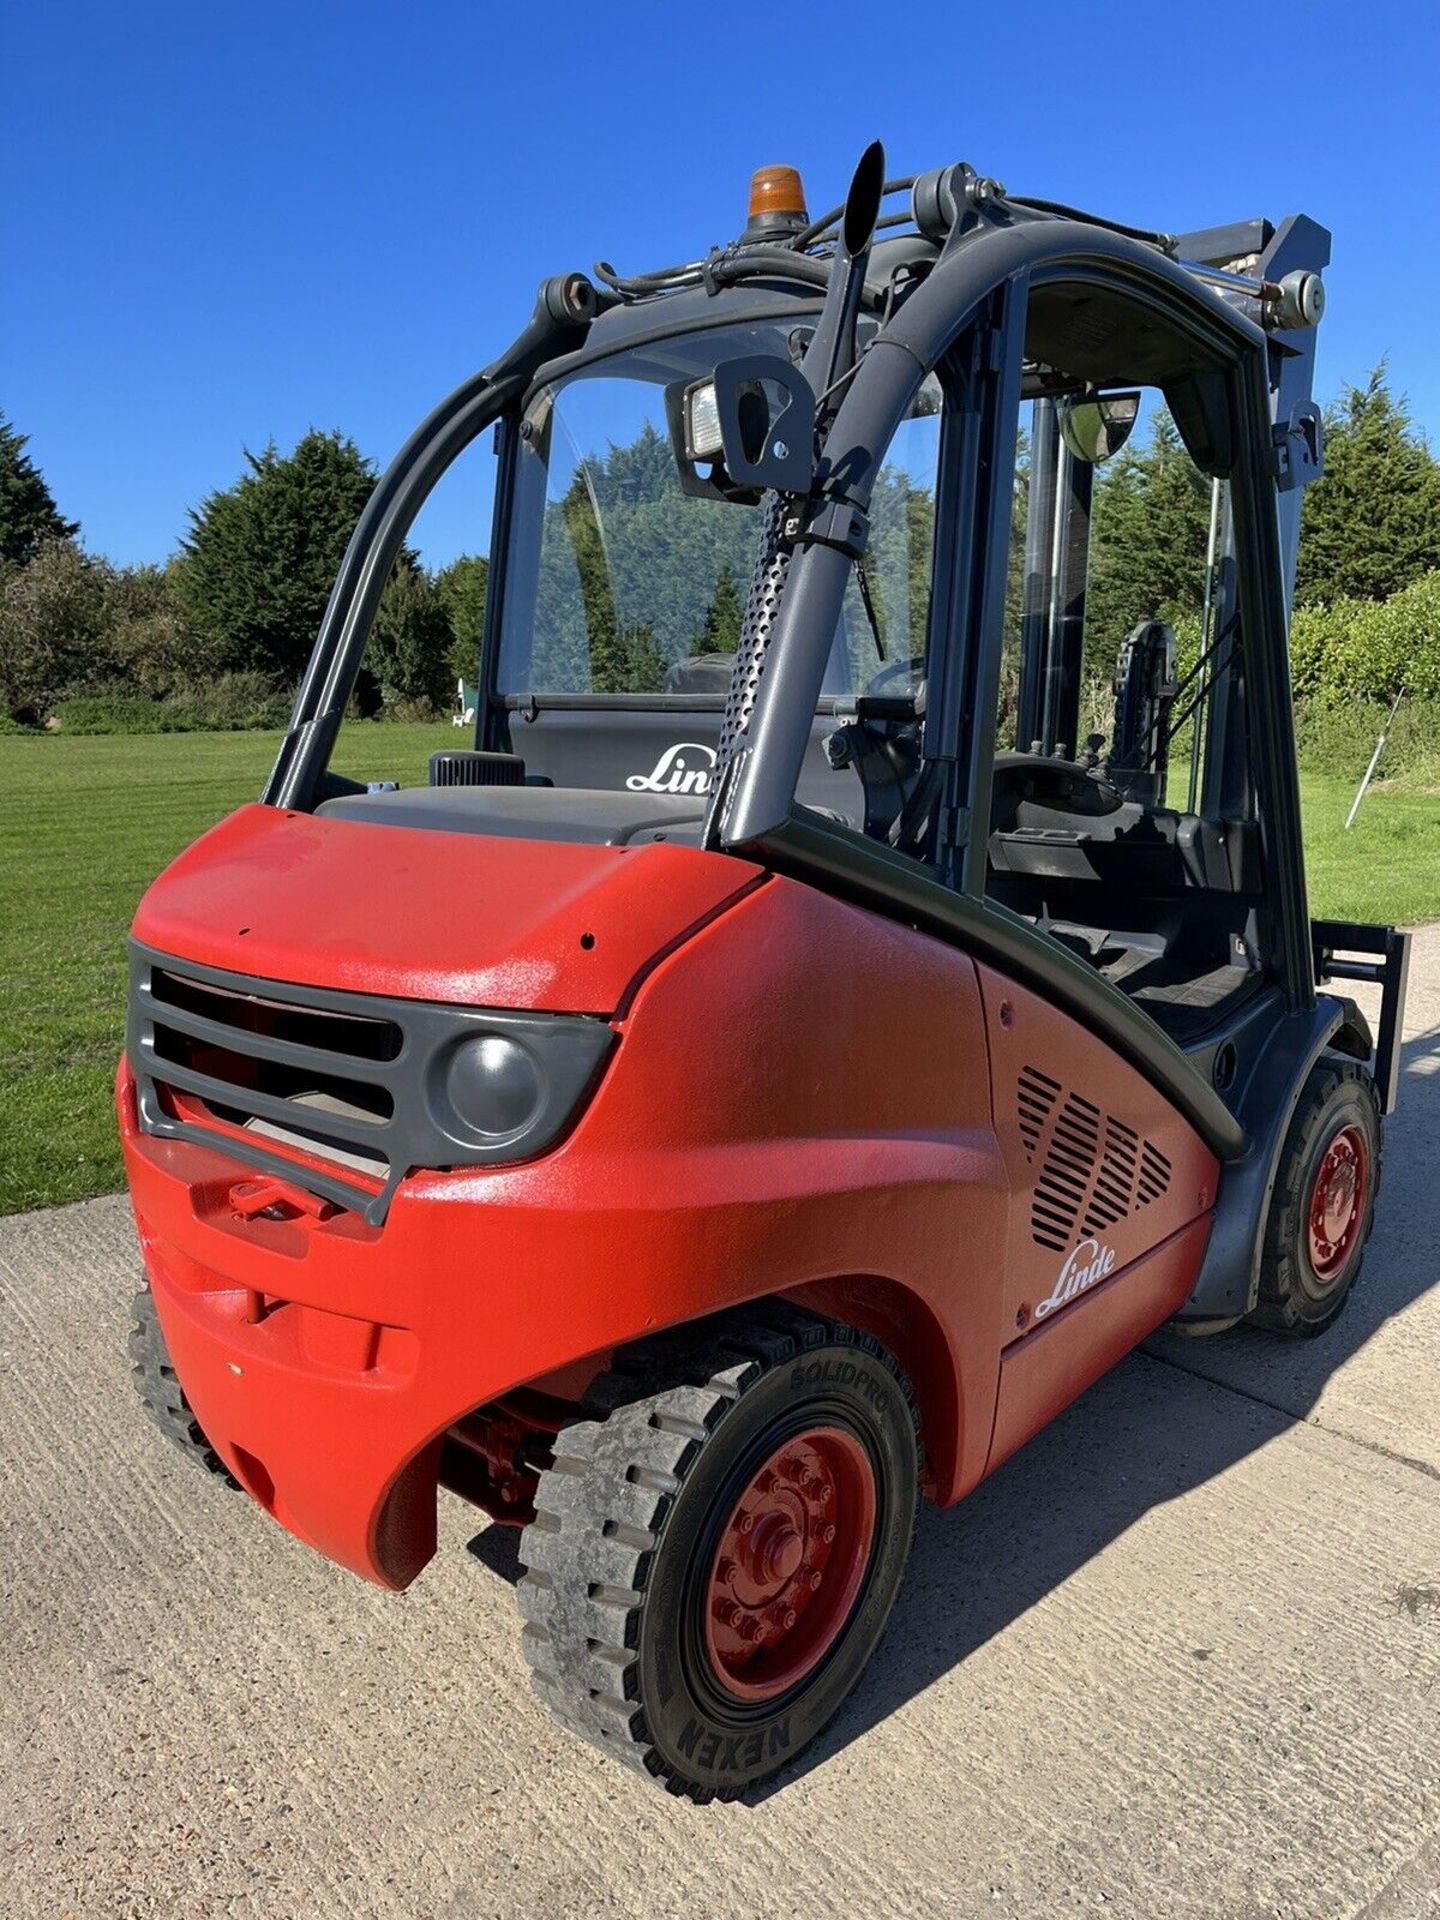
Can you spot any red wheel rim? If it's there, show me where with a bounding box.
[703,1427,877,1703]
[1306,1123,1368,1282]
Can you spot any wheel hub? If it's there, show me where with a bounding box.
[704,1427,876,1702]
[1307,1123,1367,1282]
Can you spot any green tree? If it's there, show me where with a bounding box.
[695,562,742,653]
[554,465,671,693]
[435,553,488,685]
[532,424,757,688]
[0,538,110,720]
[1297,364,1440,607]
[368,564,453,708]
[1086,410,1212,663]
[0,413,78,571]
[175,430,377,683]
[591,622,668,694]
[105,561,218,698]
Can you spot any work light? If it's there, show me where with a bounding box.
[683,379,724,463]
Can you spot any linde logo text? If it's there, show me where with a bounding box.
[1035,1236,1117,1321]
[625,742,717,795]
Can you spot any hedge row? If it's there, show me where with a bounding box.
[51,672,292,734]
[1292,693,1440,783]
[44,674,453,735]
[1290,570,1440,704]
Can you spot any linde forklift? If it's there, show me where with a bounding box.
[122,145,1409,1799]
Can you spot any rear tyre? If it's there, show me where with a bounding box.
[517,1302,920,1801]
[1248,1057,1381,1338]
[128,1286,238,1485]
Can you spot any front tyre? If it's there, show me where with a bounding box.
[129,1286,238,1485]
[1248,1057,1381,1338]
[517,1303,920,1801]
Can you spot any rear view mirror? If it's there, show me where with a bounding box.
[1058,390,1141,464]
[668,355,815,500]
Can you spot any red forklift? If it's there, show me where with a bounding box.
[122,146,1410,1800]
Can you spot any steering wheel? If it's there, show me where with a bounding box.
[990,751,1125,819]
[863,658,925,700]
[855,657,926,723]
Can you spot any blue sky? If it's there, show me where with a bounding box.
[6,0,1439,570]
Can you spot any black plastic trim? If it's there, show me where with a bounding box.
[128,943,614,1225]
[1175,993,1359,1322]
[497,692,846,715]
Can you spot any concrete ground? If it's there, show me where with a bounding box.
[3,935,1439,1920]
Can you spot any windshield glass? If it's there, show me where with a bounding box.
[498,322,941,702]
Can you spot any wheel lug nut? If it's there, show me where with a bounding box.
[822,1523,836,1544]
[772,1606,797,1631]
[805,1567,823,1591]
[715,1600,742,1628]
[716,1556,738,1583]
[737,1512,755,1534]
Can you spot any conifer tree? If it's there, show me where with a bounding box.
[435,553,489,684]
[0,413,78,569]
[696,563,743,653]
[1296,364,1440,606]
[1086,409,1212,665]
[175,431,377,681]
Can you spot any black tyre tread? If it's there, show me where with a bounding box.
[517,1298,920,1801]
[1249,1056,1382,1338]
[128,1287,239,1486]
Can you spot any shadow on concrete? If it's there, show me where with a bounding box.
[465,1521,523,1584]
[461,1019,1440,1802]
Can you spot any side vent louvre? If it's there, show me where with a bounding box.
[1017,1067,1173,1251]
[1085,1115,1140,1234]
[1017,1066,1061,1163]
[1138,1141,1171,1206]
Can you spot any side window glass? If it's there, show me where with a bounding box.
[323,435,497,789]
[996,388,1228,814]
[858,374,942,690]
[984,363,1265,1041]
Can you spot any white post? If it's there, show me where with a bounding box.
[1345,688,1405,831]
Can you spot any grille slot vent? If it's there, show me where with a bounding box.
[1017,1067,1173,1252]
[1138,1142,1172,1206]
[152,967,402,1061]
[1085,1116,1140,1235]
[141,965,404,1207]
[1017,1066,1061,1163]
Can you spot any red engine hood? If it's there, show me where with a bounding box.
[132,804,762,1014]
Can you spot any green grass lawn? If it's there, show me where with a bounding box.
[1299,772,1440,925]
[0,723,456,1216]
[1,731,1436,1215]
